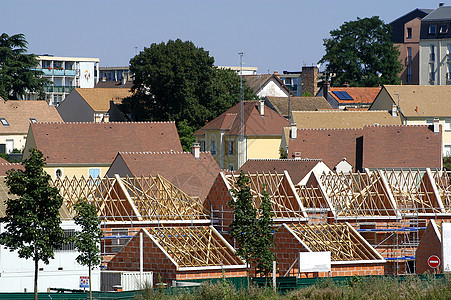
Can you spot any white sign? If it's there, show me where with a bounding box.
[80,276,89,288]
[299,251,331,272]
[442,223,451,272]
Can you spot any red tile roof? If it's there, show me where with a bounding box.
[329,87,381,104]
[107,151,220,201]
[26,122,183,165]
[196,101,289,136]
[239,159,322,184]
[288,125,442,171]
[0,163,23,176]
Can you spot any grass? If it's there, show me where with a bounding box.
[135,275,451,300]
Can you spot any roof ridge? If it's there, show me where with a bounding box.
[34,121,176,125]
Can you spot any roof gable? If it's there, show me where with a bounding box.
[0,100,62,134]
[265,96,331,116]
[73,88,131,112]
[27,122,182,165]
[243,74,291,95]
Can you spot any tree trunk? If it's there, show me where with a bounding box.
[89,264,92,300]
[34,251,38,300]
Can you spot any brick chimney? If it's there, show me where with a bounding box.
[192,142,201,159]
[323,80,330,99]
[301,66,318,96]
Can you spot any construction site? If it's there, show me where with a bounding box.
[51,167,451,284]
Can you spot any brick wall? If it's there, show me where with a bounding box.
[206,174,234,234]
[176,270,247,280]
[301,66,318,96]
[416,221,441,274]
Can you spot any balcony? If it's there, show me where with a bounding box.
[31,68,77,76]
[44,86,75,93]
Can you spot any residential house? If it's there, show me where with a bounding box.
[23,122,183,179]
[264,96,331,119]
[419,4,451,85]
[0,100,63,154]
[390,8,433,84]
[106,147,220,201]
[316,85,382,109]
[277,66,321,96]
[99,66,132,82]
[243,74,292,97]
[94,80,133,89]
[57,88,131,122]
[369,85,451,156]
[0,162,23,176]
[194,101,289,170]
[0,177,100,292]
[25,55,100,106]
[286,124,442,172]
[239,158,330,185]
[218,66,258,75]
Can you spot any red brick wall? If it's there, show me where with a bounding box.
[206,174,234,233]
[416,221,441,274]
[176,270,247,280]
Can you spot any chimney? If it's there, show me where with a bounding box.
[290,122,297,139]
[323,80,330,98]
[103,113,110,123]
[121,76,126,85]
[439,3,444,7]
[292,152,301,160]
[392,104,398,117]
[192,142,200,159]
[274,71,279,75]
[94,113,102,123]
[258,100,265,116]
[343,82,350,87]
[301,66,318,96]
[434,118,440,134]
[101,77,106,82]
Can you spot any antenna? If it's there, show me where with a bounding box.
[238,51,244,168]
[134,46,138,56]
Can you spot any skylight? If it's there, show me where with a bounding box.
[30,118,37,123]
[332,91,353,100]
[0,118,9,126]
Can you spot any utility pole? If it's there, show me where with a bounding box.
[238,52,244,168]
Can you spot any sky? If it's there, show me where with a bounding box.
[1,0,446,73]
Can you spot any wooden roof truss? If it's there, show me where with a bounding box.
[287,223,382,261]
[52,175,209,222]
[226,172,307,219]
[147,226,244,268]
[432,170,451,213]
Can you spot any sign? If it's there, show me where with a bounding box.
[428,255,440,269]
[80,276,89,288]
[299,251,331,273]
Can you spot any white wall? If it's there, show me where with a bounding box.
[79,62,96,88]
[257,79,290,97]
[419,39,451,85]
[0,221,100,292]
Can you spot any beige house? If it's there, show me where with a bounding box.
[370,85,451,157]
[23,121,182,179]
[195,101,289,170]
[0,100,62,154]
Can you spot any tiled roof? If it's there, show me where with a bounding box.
[94,81,133,89]
[243,74,291,95]
[0,163,23,176]
[288,125,442,171]
[196,101,289,136]
[291,110,401,129]
[382,85,451,117]
[108,151,220,201]
[239,159,322,184]
[0,100,62,134]
[73,88,132,112]
[265,96,331,116]
[27,122,183,165]
[0,157,8,163]
[329,87,381,104]
[422,6,451,21]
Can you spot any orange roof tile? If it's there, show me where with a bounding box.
[329,87,381,104]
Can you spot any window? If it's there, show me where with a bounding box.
[407,27,412,39]
[210,140,216,156]
[56,169,62,178]
[228,164,234,171]
[429,25,437,34]
[55,229,75,251]
[440,25,448,34]
[407,66,412,83]
[200,140,206,152]
[110,229,130,253]
[89,168,100,179]
[448,64,451,82]
[430,45,435,62]
[448,45,451,61]
[29,118,37,123]
[228,140,233,155]
[0,118,9,126]
[407,47,412,65]
[445,145,451,157]
[445,120,451,131]
[430,63,436,82]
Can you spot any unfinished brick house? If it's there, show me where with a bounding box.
[107,226,246,284]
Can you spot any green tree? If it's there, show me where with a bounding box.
[122,39,257,151]
[0,33,47,100]
[73,200,103,300]
[255,189,276,277]
[0,148,64,300]
[319,16,402,87]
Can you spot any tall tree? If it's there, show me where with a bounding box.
[319,16,402,87]
[0,148,64,300]
[255,189,276,277]
[122,39,257,151]
[0,33,46,100]
[73,200,103,300]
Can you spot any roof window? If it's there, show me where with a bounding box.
[0,118,9,126]
[30,118,37,123]
[429,25,437,35]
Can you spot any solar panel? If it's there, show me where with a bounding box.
[332,91,353,100]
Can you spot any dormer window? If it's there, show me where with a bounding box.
[30,118,37,123]
[429,25,437,34]
[0,118,9,126]
[407,27,412,39]
[440,26,448,34]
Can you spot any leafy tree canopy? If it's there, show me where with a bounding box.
[122,39,257,151]
[319,16,402,87]
[0,33,46,100]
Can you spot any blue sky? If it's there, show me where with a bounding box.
[1,0,445,73]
